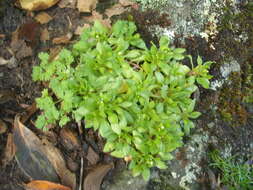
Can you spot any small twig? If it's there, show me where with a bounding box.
[79,157,84,190]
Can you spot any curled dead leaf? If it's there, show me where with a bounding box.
[26,180,71,190]
[60,128,81,151]
[0,119,7,134]
[35,12,53,24]
[52,33,73,44]
[83,163,113,190]
[86,146,99,165]
[1,133,16,167]
[19,0,60,11]
[14,115,60,182]
[77,0,97,13]
[105,4,126,18]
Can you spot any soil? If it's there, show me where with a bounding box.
[0,1,252,190]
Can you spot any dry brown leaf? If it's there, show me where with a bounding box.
[20,102,37,123]
[119,0,135,6]
[74,23,90,35]
[42,139,76,189]
[105,3,126,18]
[58,0,76,9]
[0,34,5,38]
[86,146,99,165]
[60,128,81,151]
[26,180,71,190]
[35,12,53,24]
[86,11,111,28]
[49,46,62,61]
[19,0,60,11]
[0,119,7,134]
[83,163,113,190]
[13,115,60,182]
[77,0,97,13]
[40,28,50,42]
[1,133,16,167]
[52,33,73,44]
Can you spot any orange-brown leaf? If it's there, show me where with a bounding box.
[26,180,71,190]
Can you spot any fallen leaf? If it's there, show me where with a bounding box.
[20,102,37,123]
[77,0,97,13]
[119,0,135,6]
[13,115,60,182]
[35,12,53,24]
[83,163,113,190]
[74,23,90,35]
[42,139,76,190]
[52,33,73,44]
[19,0,60,11]
[0,57,9,66]
[1,133,16,167]
[48,46,62,61]
[58,0,76,9]
[105,3,126,18]
[16,21,40,48]
[86,146,99,165]
[0,119,7,134]
[0,34,5,38]
[40,28,50,42]
[60,128,81,151]
[86,11,111,28]
[26,180,71,190]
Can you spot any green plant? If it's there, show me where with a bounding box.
[32,20,213,180]
[210,150,253,190]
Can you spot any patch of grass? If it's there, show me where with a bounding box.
[210,150,253,190]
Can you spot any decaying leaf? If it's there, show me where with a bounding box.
[13,115,60,182]
[0,119,7,134]
[21,102,37,123]
[40,28,50,42]
[119,0,135,6]
[105,3,126,18]
[86,146,99,165]
[35,12,53,24]
[26,180,71,190]
[19,0,60,11]
[77,0,97,13]
[83,163,113,190]
[14,115,76,189]
[52,33,73,44]
[86,11,111,28]
[58,0,76,9]
[42,139,76,189]
[59,128,81,151]
[1,133,16,167]
[74,23,90,35]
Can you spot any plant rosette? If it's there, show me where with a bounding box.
[32,20,213,180]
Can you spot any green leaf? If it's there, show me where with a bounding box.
[155,71,164,83]
[111,150,124,158]
[196,77,210,89]
[155,159,168,169]
[189,111,201,119]
[159,36,169,50]
[59,115,70,126]
[35,115,47,130]
[103,141,115,152]
[142,168,150,181]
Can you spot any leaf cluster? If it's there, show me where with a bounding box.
[32,20,213,180]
